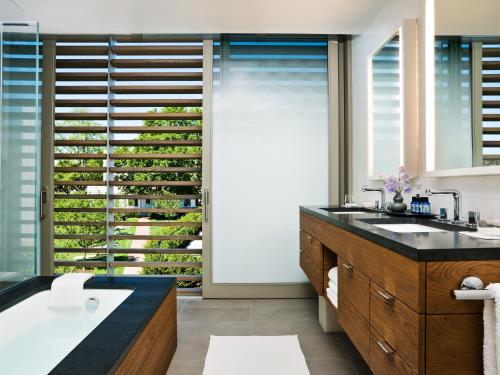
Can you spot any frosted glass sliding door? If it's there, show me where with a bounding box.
[212,36,329,283]
[0,22,40,291]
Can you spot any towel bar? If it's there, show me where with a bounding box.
[452,276,495,300]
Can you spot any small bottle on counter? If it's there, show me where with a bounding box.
[421,197,430,215]
[411,194,420,214]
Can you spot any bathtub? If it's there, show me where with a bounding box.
[0,288,133,375]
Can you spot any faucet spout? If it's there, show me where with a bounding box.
[362,186,386,211]
[425,189,461,222]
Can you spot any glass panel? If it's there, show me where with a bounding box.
[0,22,40,291]
[371,34,401,176]
[212,36,329,283]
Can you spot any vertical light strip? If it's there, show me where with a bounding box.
[425,0,436,171]
[328,39,340,205]
[366,55,374,177]
[398,27,405,167]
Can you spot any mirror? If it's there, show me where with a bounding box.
[426,0,500,175]
[368,20,417,179]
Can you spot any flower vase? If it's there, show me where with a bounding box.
[389,192,407,213]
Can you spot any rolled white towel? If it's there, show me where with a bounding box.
[328,280,337,290]
[326,287,338,308]
[328,267,338,283]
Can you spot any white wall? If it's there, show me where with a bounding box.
[2,0,385,35]
[351,0,500,220]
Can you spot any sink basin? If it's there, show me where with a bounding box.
[358,217,475,232]
[373,224,445,233]
[320,207,373,214]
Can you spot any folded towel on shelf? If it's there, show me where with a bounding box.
[328,267,338,283]
[328,280,337,291]
[484,283,500,375]
[326,287,337,308]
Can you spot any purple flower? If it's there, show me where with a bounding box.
[383,166,416,195]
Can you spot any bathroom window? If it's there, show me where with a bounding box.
[211,36,329,283]
[47,36,204,292]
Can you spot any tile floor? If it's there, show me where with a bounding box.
[167,297,372,375]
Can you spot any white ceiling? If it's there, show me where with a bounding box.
[1,0,386,35]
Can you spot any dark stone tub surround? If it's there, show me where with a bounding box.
[301,205,500,261]
[0,276,177,375]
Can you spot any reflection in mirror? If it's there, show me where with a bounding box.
[428,0,500,172]
[370,33,401,177]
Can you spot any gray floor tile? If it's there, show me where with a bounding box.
[179,320,251,339]
[306,358,359,375]
[251,300,318,322]
[299,335,348,359]
[172,338,209,361]
[251,319,325,336]
[336,333,372,374]
[179,307,251,321]
[184,298,250,309]
[166,359,204,375]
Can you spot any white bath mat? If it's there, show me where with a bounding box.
[202,335,310,375]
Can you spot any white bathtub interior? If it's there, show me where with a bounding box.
[0,288,133,375]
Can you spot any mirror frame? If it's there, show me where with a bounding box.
[424,0,500,177]
[367,19,418,180]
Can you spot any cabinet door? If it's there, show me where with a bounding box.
[338,292,369,362]
[300,229,324,269]
[338,257,369,320]
[370,326,416,375]
[300,250,323,295]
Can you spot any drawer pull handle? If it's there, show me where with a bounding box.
[377,290,395,304]
[377,340,394,356]
[342,263,353,271]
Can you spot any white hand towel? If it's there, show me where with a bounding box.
[328,280,337,290]
[328,267,338,283]
[48,273,94,309]
[484,283,500,375]
[326,287,338,308]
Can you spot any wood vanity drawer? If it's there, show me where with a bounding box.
[338,292,369,362]
[370,327,416,375]
[370,282,424,373]
[300,250,323,295]
[338,257,369,320]
[426,260,500,314]
[299,229,323,269]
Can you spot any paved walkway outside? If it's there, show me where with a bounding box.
[122,217,149,275]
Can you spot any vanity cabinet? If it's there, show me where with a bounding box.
[300,211,485,375]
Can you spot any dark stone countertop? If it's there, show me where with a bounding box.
[0,276,176,375]
[300,205,500,261]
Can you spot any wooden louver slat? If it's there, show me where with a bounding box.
[111,59,202,68]
[111,98,202,107]
[56,59,108,68]
[110,72,202,82]
[111,45,202,55]
[110,126,201,134]
[110,85,202,95]
[56,99,108,107]
[55,113,107,121]
[109,112,202,120]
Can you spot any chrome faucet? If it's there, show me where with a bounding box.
[362,186,385,211]
[425,189,461,223]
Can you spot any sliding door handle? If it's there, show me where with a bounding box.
[40,186,48,221]
[203,189,209,222]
